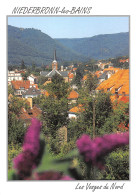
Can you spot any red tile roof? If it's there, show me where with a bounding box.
[73,68,77,71]
[103,67,120,73]
[41,90,50,97]
[110,95,129,104]
[68,90,79,99]
[31,84,38,89]
[96,69,129,95]
[118,122,129,131]
[118,96,129,103]
[19,105,42,120]
[94,71,101,78]
[11,80,30,90]
[82,75,88,81]
[69,104,84,113]
[119,58,129,63]
[68,72,74,79]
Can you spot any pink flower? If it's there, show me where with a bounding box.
[76,132,129,169]
[60,175,74,180]
[13,151,36,179]
[34,171,62,180]
[13,118,42,179]
[23,118,41,155]
[33,171,74,180]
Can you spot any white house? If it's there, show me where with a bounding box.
[27,74,37,85]
[8,71,22,84]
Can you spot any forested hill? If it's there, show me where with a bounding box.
[55,32,129,60]
[8,25,129,66]
[8,25,88,66]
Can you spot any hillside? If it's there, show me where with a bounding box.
[8,25,88,66]
[8,25,129,66]
[55,32,129,60]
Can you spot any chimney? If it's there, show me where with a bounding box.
[61,66,63,71]
[27,97,33,109]
[122,92,126,96]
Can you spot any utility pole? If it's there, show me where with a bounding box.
[90,90,96,139]
[93,97,96,139]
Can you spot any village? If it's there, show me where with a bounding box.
[8,51,129,125]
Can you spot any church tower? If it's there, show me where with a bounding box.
[52,50,58,70]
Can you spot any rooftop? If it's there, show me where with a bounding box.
[22,87,41,96]
[69,104,84,113]
[96,69,129,95]
[11,80,30,90]
[68,90,79,99]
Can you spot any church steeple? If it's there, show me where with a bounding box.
[54,50,56,61]
[52,50,58,70]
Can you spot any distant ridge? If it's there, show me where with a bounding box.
[8,25,129,66]
[55,32,129,60]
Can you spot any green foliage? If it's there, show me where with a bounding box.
[21,71,29,80]
[34,75,70,141]
[37,76,48,87]
[8,96,29,144]
[84,73,98,93]
[67,89,114,138]
[41,96,68,138]
[8,85,14,96]
[78,91,113,136]
[36,145,76,175]
[99,147,129,180]
[8,25,87,66]
[8,143,22,170]
[45,74,70,99]
[67,118,88,141]
[21,60,26,69]
[72,68,84,87]
[95,91,113,130]
[59,141,76,156]
[8,113,27,144]
[111,56,129,69]
[8,96,29,115]
[99,101,129,135]
[8,169,19,180]
[56,32,129,60]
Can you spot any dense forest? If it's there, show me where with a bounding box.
[8,25,129,66]
[56,32,129,60]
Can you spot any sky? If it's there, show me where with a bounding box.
[8,16,129,38]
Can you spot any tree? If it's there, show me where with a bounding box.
[21,60,26,69]
[76,90,113,137]
[41,96,68,139]
[99,101,129,135]
[32,62,36,71]
[8,85,14,96]
[37,76,48,87]
[84,73,98,93]
[100,147,129,180]
[8,96,29,144]
[21,72,29,80]
[8,96,29,115]
[72,69,83,87]
[8,112,26,144]
[45,73,70,99]
[36,74,69,139]
[41,63,45,71]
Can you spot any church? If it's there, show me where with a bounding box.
[40,50,69,82]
